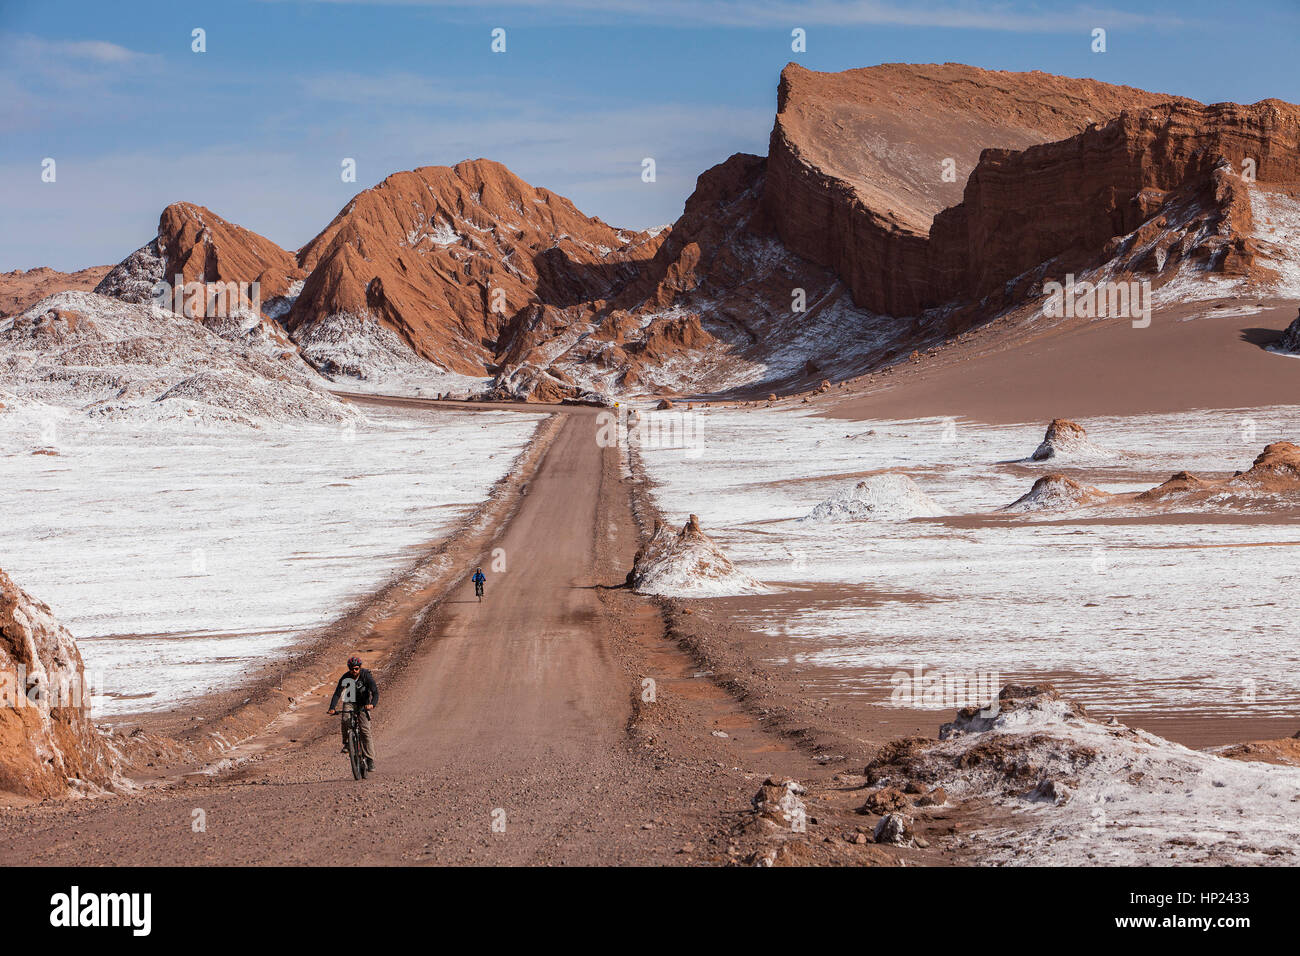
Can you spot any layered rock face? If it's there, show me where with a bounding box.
[933,99,1300,304]
[763,62,1300,320]
[763,62,1192,316]
[0,567,116,798]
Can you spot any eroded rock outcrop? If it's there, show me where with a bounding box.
[863,682,1300,865]
[764,62,1300,324]
[0,567,116,798]
[97,203,303,307]
[1272,309,1300,353]
[1002,474,1110,513]
[628,515,766,597]
[764,62,1195,317]
[1138,441,1300,502]
[1030,419,1107,461]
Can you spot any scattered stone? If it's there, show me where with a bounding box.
[752,777,808,829]
[874,813,914,846]
[858,786,910,815]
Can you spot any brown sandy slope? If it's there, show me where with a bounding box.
[0,266,110,317]
[825,299,1300,425]
[0,402,950,866]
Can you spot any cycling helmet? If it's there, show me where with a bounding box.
[347,656,362,668]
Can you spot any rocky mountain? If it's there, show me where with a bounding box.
[95,201,302,307]
[287,159,664,379]
[0,265,111,318]
[81,63,1300,402]
[764,62,1193,318]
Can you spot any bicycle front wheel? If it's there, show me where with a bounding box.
[348,724,364,780]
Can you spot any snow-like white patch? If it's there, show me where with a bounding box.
[1001,474,1105,513]
[424,220,461,247]
[293,310,491,398]
[1249,188,1300,297]
[0,405,544,716]
[636,403,1300,719]
[262,279,305,322]
[801,473,944,521]
[2,291,355,427]
[921,693,1300,865]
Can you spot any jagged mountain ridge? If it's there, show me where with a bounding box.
[87,63,1300,401]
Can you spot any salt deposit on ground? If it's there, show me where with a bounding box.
[904,688,1300,865]
[0,402,543,716]
[635,401,1300,720]
[1,291,355,427]
[291,311,491,398]
[801,473,945,521]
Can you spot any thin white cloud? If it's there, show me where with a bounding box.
[266,0,1180,33]
[0,33,158,65]
[296,71,505,109]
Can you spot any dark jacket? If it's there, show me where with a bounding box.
[329,668,379,710]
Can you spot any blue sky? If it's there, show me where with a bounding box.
[4,0,1299,270]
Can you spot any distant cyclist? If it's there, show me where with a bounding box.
[472,567,486,602]
[327,655,378,771]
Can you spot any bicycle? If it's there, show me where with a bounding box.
[339,704,369,780]
[474,579,484,602]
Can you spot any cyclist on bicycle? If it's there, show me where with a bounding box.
[327,655,379,771]
[472,567,486,599]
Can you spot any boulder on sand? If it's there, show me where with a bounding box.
[1030,419,1106,461]
[1271,308,1300,353]
[0,567,116,798]
[627,514,766,597]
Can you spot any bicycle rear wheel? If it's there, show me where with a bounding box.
[348,722,364,780]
